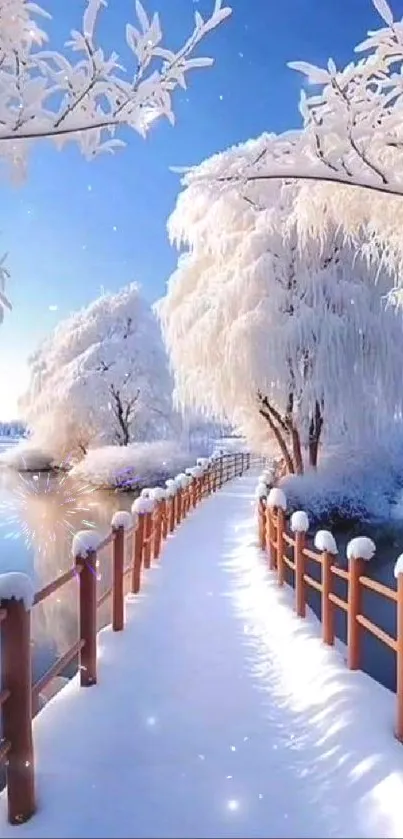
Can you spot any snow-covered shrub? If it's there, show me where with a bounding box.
[281,438,403,526]
[0,440,54,472]
[69,441,194,490]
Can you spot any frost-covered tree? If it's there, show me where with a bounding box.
[0,0,231,177]
[21,283,175,462]
[157,141,403,473]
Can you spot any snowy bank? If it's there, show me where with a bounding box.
[0,440,54,472]
[1,473,403,838]
[281,440,403,526]
[69,441,198,490]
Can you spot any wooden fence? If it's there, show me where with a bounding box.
[256,473,403,744]
[0,451,251,825]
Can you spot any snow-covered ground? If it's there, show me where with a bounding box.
[0,473,402,838]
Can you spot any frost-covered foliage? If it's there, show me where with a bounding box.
[187,0,403,202]
[69,440,196,490]
[21,284,175,462]
[0,0,231,178]
[281,437,403,526]
[157,157,403,474]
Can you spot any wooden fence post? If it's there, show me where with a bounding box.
[1,588,35,825]
[294,531,306,618]
[347,554,364,670]
[258,499,266,551]
[112,526,124,632]
[322,551,334,646]
[276,508,286,586]
[131,509,145,594]
[153,501,163,560]
[161,498,168,540]
[395,560,403,741]
[143,510,153,570]
[266,506,276,570]
[77,549,97,687]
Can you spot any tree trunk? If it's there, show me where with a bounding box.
[291,426,304,475]
[308,401,323,469]
[259,408,295,474]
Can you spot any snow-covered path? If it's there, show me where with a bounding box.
[1,473,403,838]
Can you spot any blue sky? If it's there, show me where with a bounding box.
[0,0,400,419]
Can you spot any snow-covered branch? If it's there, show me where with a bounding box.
[0,0,231,174]
[186,0,403,202]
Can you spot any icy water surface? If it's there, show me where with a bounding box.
[0,462,138,692]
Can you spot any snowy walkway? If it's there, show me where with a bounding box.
[1,473,403,838]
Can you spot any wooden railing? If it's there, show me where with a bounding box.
[256,470,403,742]
[0,451,252,825]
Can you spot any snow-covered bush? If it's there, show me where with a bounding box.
[0,440,53,472]
[281,437,403,526]
[69,441,196,490]
[21,284,176,462]
[157,151,403,476]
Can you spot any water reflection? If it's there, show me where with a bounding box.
[0,468,138,688]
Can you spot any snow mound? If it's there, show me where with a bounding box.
[267,487,287,510]
[290,510,309,533]
[314,530,338,555]
[111,511,133,531]
[0,440,53,472]
[69,441,194,490]
[132,497,155,514]
[0,572,35,609]
[72,530,103,558]
[347,536,376,562]
[394,554,403,579]
[281,439,403,525]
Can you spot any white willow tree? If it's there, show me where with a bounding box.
[21,283,175,462]
[0,0,231,318]
[157,139,403,474]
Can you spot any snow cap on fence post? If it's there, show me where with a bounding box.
[111,510,133,531]
[347,537,376,562]
[140,488,153,499]
[151,486,166,501]
[165,478,177,497]
[0,572,35,610]
[314,530,338,555]
[190,465,203,479]
[255,481,268,499]
[261,469,274,485]
[394,554,403,579]
[267,487,287,511]
[72,529,103,559]
[132,496,155,514]
[175,473,189,489]
[290,511,309,533]
[197,457,209,470]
